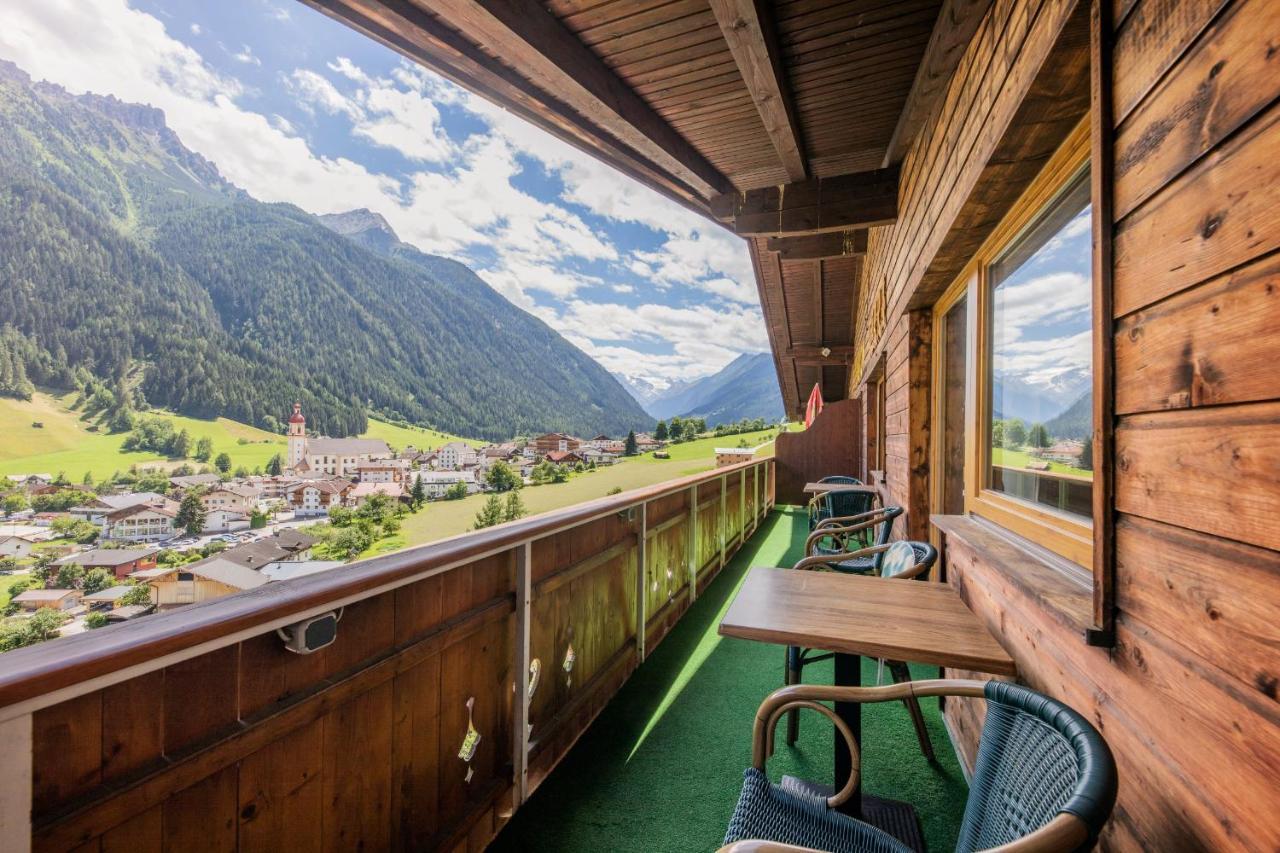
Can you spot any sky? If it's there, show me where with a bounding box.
[0,0,769,391]
[991,201,1093,417]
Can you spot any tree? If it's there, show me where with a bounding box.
[119,583,152,607]
[503,491,526,522]
[1079,434,1093,471]
[171,429,191,459]
[54,563,84,590]
[1028,423,1051,449]
[990,420,1004,449]
[444,482,468,500]
[266,453,284,476]
[194,436,214,462]
[214,452,232,474]
[249,509,268,529]
[485,460,521,493]
[85,612,110,630]
[1002,419,1027,449]
[81,568,114,595]
[624,430,638,456]
[654,420,668,441]
[2,493,27,517]
[409,476,427,509]
[82,471,94,485]
[175,492,207,536]
[24,608,68,643]
[472,495,505,530]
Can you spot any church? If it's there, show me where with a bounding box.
[286,403,392,477]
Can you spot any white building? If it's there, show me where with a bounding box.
[285,403,392,476]
[200,484,260,515]
[414,470,480,499]
[356,460,408,483]
[0,535,35,558]
[437,441,479,470]
[101,502,179,542]
[202,509,251,534]
[286,480,351,517]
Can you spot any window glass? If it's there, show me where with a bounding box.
[987,170,1092,519]
[940,295,967,515]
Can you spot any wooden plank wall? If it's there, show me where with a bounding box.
[846,0,1280,849]
[773,398,863,504]
[25,462,774,853]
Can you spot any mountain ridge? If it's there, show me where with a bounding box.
[0,58,651,440]
[636,353,784,426]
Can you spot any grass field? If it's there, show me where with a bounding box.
[382,431,778,555]
[0,391,478,482]
[990,446,1092,478]
[359,419,479,451]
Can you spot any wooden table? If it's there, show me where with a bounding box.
[802,482,879,496]
[719,567,1015,829]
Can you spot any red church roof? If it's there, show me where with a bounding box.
[289,402,306,424]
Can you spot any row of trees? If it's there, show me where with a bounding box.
[472,492,526,530]
[652,416,708,444]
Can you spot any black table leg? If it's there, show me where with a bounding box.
[833,651,862,818]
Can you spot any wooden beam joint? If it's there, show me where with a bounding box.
[711,166,899,236]
[766,230,868,260]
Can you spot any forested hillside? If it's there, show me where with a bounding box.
[0,60,650,440]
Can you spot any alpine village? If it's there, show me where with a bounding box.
[0,0,1276,852]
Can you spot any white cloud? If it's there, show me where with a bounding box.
[189,23,201,35]
[992,271,1091,346]
[232,45,260,66]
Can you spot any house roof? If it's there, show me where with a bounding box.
[206,530,318,569]
[141,559,269,590]
[14,588,79,602]
[545,450,580,463]
[104,501,178,521]
[82,585,134,602]
[306,437,391,457]
[350,482,405,498]
[92,492,166,510]
[169,473,223,488]
[260,560,346,582]
[56,548,159,567]
[206,484,260,498]
[288,480,350,496]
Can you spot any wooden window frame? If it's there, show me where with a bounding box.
[865,353,887,483]
[929,281,969,520]
[940,118,1097,570]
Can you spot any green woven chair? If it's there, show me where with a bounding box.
[807,476,868,531]
[720,679,1118,853]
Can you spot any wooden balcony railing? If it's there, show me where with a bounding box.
[0,457,774,853]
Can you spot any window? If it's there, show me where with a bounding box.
[933,119,1095,568]
[987,171,1093,520]
[864,354,887,482]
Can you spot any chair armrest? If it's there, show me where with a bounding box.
[717,842,828,853]
[813,507,880,531]
[794,544,887,572]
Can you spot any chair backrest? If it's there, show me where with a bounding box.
[825,488,876,522]
[878,540,937,579]
[816,475,862,485]
[956,682,1118,853]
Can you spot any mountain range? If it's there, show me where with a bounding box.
[0,59,650,440]
[622,353,785,426]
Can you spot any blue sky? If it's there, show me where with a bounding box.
[0,0,768,389]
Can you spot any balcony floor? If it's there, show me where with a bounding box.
[492,507,968,852]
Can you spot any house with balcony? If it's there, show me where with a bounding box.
[0,2,1274,852]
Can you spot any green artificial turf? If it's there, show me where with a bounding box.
[491,507,969,852]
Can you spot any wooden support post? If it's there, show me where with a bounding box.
[687,485,698,601]
[0,713,32,853]
[512,541,531,806]
[636,502,647,662]
[720,475,728,569]
[739,469,746,540]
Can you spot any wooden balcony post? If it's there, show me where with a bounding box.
[740,467,747,539]
[0,712,31,853]
[687,485,698,602]
[636,501,647,662]
[720,475,728,569]
[512,541,532,806]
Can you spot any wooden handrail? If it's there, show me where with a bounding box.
[0,458,773,716]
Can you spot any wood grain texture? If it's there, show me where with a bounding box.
[774,398,863,504]
[719,567,1016,675]
[1113,250,1280,413]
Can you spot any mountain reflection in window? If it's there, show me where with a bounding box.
[986,169,1093,519]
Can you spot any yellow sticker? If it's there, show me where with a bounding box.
[458,721,480,762]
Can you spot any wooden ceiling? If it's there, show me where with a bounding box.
[302,0,987,417]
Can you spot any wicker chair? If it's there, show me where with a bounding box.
[720,679,1118,853]
[805,507,903,575]
[784,539,937,759]
[807,476,867,531]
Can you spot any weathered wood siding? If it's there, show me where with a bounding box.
[21,462,773,853]
[850,0,1280,849]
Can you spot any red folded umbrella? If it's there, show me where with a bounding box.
[804,383,824,428]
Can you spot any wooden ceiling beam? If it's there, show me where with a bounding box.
[766,230,868,260]
[708,0,808,182]
[425,0,733,199]
[710,166,900,236]
[882,0,994,166]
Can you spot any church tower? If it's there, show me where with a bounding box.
[287,402,307,469]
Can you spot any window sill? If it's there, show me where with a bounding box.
[931,514,1092,634]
